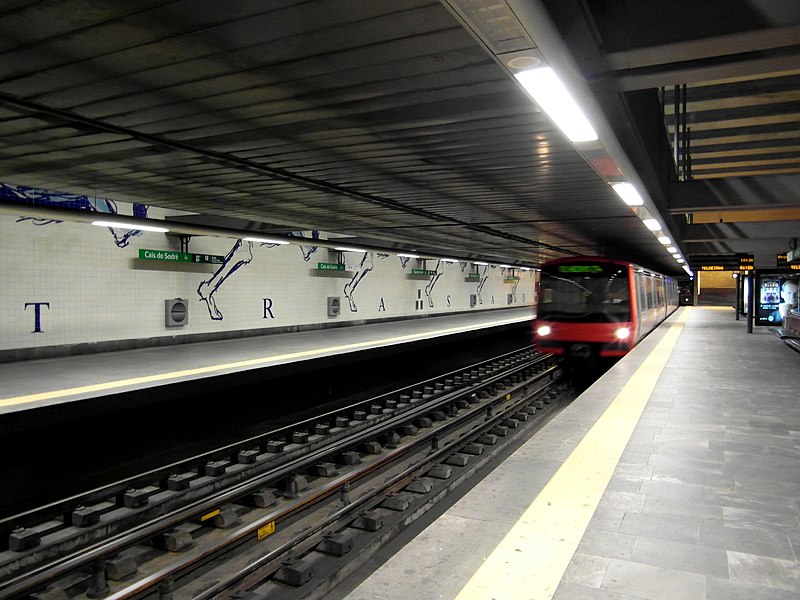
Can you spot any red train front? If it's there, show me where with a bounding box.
[533,257,636,359]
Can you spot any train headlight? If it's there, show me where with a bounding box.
[536,325,552,336]
[614,327,630,340]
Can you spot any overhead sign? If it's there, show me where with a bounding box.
[317,262,345,271]
[412,268,436,276]
[698,265,726,271]
[139,249,224,264]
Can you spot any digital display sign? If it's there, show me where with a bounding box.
[738,254,754,272]
[558,265,603,273]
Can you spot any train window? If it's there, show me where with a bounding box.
[538,263,630,322]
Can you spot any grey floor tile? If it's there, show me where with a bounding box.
[713,489,799,511]
[588,506,626,532]
[722,506,800,533]
[602,558,706,600]
[562,551,610,588]
[553,581,632,600]
[619,513,699,545]
[631,536,729,578]
[639,479,716,504]
[707,576,800,600]
[577,529,637,561]
[614,463,654,480]
[699,523,795,559]
[642,496,723,521]
[727,551,800,592]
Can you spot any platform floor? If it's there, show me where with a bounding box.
[0,308,533,416]
[333,306,800,600]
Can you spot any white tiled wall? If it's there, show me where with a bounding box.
[0,205,535,352]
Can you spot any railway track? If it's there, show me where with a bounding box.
[1,347,571,600]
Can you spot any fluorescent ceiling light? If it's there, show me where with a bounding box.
[243,236,289,245]
[611,182,644,206]
[514,67,598,143]
[473,261,488,265]
[335,246,367,253]
[677,258,685,263]
[667,246,677,253]
[642,219,661,231]
[658,236,671,245]
[520,267,531,271]
[397,253,420,258]
[682,265,692,274]
[441,258,458,263]
[672,253,681,258]
[499,264,514,268]
[91,220,169,233]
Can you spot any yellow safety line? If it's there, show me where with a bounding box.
[455,307,691,600]
[0,315,531,408]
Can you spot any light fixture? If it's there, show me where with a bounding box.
[642,219,661,231]
[667,246,677,253]
[536,325,551,336]
[91,220,169,233]
[499,264,514,269]
[441,258,458,263]
[611,182,644,206]
[672,253,681,259]
[614,327,630,340]
[397,253,420,259]
[473,261,488,266]
[677,258,685,263]
[658,236,671,245]
[334,246,367,253]
[520,267,531,271]
[514,67,598,143]
[243,236,289,245]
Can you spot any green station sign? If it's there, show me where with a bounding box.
[317,262,345,271]
[412,268,436,276]
[139,249,225,264]
[465,273,481,280]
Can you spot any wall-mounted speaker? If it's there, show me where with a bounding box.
[165,298,189,327]
[470,294,477,307]
[327,296,341,317]
[507,293,514,305]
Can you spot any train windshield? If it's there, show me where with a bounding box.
[538,263,630,322]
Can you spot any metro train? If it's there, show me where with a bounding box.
[533,256,679,359]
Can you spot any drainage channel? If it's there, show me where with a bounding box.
[0,347,563,600]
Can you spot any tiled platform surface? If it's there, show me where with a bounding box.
[334,306,800,600]
[0,308,533,416]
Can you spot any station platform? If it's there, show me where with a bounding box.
[332,306,800,600]
[0,308,533,418]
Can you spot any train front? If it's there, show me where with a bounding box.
[533,259,634,359]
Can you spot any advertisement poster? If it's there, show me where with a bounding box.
[756,275,798,325]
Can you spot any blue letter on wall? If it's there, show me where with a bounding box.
[263,298,275,319]
[25,302,50,333]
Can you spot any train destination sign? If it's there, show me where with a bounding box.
[139,249,224,264]
[699,265,726,271]
[411,268,436,276]
[558,265,603,273]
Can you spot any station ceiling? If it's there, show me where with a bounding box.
[0,0,798,276]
